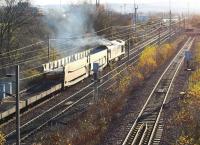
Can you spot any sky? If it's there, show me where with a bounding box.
[32,0,199,13]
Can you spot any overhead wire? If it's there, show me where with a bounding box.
[0,41,45,57]
[0,23,163,72]
[0,29,168,82]
[1,25,162,69]
[20,29,170,81]
[0,19,162,62]
[0,20,170,82]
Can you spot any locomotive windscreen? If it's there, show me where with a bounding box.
[90,45,108,54]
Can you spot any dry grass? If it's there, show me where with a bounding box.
[171,40,200,145]
[190,15,200,28]
[0,132,5,145]
[36,35,185,145]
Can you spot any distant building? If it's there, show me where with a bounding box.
[162,17,179,26]
[138,15,149,22]
[129,13,149,23]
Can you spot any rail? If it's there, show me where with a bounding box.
[122,37,194,145]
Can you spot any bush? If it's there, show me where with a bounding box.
[0,132,5,145]
[176,135,196,145]
[173,39,200,144]
[39,35,185,145]
[137,46,157,76]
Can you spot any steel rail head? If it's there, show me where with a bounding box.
[131,123,145,145]
[138,124,148,145]
[147,38,194,145]
[5,29,178,144]
[122,36,191,145]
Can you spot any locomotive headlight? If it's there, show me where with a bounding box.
[63,14,66,18]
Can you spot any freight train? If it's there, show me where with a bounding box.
[42,39,126,87]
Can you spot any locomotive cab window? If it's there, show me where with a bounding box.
[121,46,125,52]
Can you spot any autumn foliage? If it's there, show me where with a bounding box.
[37,36,185,145]
[135,36,183,80]
[137,46,157,77]
[171,41,200,145]
[0,132,5,145]
[188,77,200,97]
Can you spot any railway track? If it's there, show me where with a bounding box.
[20,31,176,145]
[2,29,176,144]
[122,37,194,145]
[0,26,166,124]
[19,32,177,144]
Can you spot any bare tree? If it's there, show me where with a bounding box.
[0,0,51,68]
[0,0,50,80]
[0,0,37,54]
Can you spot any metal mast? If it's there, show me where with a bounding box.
[134,0,138,32]
[187,1,190,29]
[16,65,20,145]
[96,0,100,7]
[169,0,172,42]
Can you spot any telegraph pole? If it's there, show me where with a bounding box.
[53,47,55,61]
[93,63,99,101]
[111,26,113,40]
[128,35,130,62]
[182,13,186,32]
[134,1,138,32]
[184,16,186,31]
[5,66,20,145]
[169,10,172,41]
[133,0,138,48]
[109,11,113,39]
[169,0,172,42]
[124,4,126,14]
[96,0,100,8]
[179,15,181,34]
[16,65,20,145]
[187,1,190,29]
[48,36,50,62]
[158,25,161,45]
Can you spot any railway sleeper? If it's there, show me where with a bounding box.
[160,78,172,86]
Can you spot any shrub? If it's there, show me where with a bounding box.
[173,39,200,144]
[176,135,196,145]
[39,35,186,145]
[0,132,5,145]
[137,45,157,76]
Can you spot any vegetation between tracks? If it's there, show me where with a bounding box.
[35,36,185,145]
[0,132,5,145]
[170,41,200,145]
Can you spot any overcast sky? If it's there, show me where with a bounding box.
[33,0,199,13]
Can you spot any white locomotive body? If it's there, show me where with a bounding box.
[42,50,90,72]
[107,39,126,62]
[42,39,126,87]
[64,56,89,86]
[89,45,108,73]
